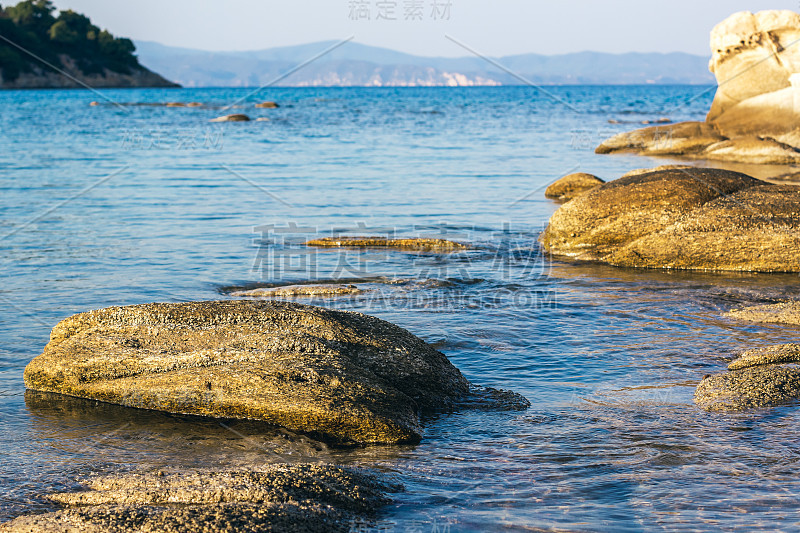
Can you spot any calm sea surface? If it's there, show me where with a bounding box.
[1,86,799,531]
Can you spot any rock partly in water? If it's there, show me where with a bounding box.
[544,173,605,202]
[0,464,396,533]
[210,114,251,122]
[702,136,800,165]
[695,363,800,411]
[595,11,800,164]
[305,237,469,251]
[256,101,280,108]
[696,343,800,411]
[24,301,527,445]
[186,102,204,107]
[541,167,800,272]
[231,285,364,298]
[725,301,800,326]
[728,344,800,370]
[596,121,726,157]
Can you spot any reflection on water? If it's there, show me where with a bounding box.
[2,86,800,530]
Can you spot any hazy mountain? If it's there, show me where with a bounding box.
[134,40,715,88]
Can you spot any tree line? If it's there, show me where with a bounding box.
[0,0,141,81]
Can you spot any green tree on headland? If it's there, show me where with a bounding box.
[0,0,142,81]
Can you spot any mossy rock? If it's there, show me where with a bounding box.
[0,464,397,533]
[24,301,526,444]
[541,167,800,272]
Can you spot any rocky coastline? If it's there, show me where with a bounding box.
[5,8,800,533]
[0,57,178,89]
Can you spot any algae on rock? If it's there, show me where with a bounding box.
[24,300,528,445]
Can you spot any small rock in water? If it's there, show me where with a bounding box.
[230,284,363,298]
[305,236,469,250]
[0,464,397,533]
[211,114,251,122]
[165,102,186,107]
[544,172,604,202]
[728,344,800,371]
[186,102,204,107]
[695,363,800,411]
[725,301,800,326]
[256,101,280,108]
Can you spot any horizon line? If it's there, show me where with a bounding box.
[133,39,712,59]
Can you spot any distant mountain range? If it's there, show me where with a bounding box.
[134,40,715,88]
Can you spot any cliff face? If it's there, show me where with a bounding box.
[706,10,800,121]
[595,10,800,165]
[0,54,178,89]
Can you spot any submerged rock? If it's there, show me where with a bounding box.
[595,11,800,164]
[540,167,800,272]
[231,284,364,298]
[725,301,800,326]
[769,171,800,184]
[0,464,396,533]
[544,173,605,202]
[211,114,251,122]
[305,237,469,250]
[23,301,527,445]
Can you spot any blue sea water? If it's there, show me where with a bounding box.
[1,85,800,531]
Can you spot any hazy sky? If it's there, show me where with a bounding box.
[48,1,798,57]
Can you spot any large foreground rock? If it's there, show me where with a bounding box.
[540,167,800,272]
[596,11,800,164]
[0,464,395,533]
[24,301,527,445]
[695,344,800,411]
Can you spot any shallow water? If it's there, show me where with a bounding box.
[1,86,799,531]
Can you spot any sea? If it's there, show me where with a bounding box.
[1,85,800,532]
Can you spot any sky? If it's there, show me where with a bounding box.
[47,1,799,57]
